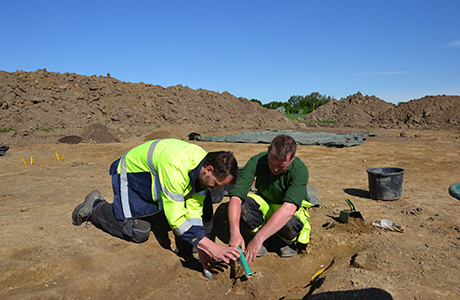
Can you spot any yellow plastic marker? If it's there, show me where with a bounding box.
[288,259,335,294]
[62,152,64,161]
[30,156,34,165]
[55,152,60,161]
[310,265,325,283]
[22,157,27,165]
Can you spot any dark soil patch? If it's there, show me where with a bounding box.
[57,135,83,144]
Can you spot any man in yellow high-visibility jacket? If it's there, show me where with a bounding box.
[72,138,240,271]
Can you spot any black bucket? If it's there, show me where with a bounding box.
[366,167,406,200]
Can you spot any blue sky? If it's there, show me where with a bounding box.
[1,1,459,104]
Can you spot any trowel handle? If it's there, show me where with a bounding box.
[345,198,356,211]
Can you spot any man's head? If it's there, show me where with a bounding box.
[267,135,297,175]
[199,151,238,189]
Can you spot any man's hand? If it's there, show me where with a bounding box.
[197,247,214,278]
[197,237,240,264]
[244,236,263,264]
[228,232,245,252]
[210,244,240,264]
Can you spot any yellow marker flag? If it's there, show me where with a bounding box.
[22,157,27,165]
[30,156,34,165]
[55,152,60,161]
[62,152,64,161]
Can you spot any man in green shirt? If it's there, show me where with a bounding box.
[228,134,313,263]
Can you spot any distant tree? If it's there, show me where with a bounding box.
[262,101,285,110]
[288,95,303,108]
[261,92,334,115]
[275,106,286,114]
[288,92,334,114]
[250,98,262,106]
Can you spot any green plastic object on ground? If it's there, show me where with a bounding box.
[238,246,253,278]
[448,182,460,200]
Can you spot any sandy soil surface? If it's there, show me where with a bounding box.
[1,70,460,299]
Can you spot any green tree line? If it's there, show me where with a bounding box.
[250,92,335,114]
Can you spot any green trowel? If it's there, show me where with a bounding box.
[339,198,364,223]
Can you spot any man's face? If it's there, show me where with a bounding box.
[199,166,233,190]
[267,148,294,176]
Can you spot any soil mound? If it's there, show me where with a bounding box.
[303,92,460,130]
[389,95,460,129]
[1,70,459,146]
[81,123,121,143]
[0,70,301,145]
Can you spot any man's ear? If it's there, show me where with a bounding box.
[204,165,214,175]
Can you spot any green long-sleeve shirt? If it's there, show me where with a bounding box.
[229,152,310,209]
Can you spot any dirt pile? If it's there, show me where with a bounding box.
[2,70,460,146]
[0,70,301,145]
[303,92,460,130]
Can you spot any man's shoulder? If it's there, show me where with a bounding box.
[252,151,267,159]
[248,151,268,165]
[291,157,309,173]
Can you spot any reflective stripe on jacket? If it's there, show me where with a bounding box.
[110,138,208,245]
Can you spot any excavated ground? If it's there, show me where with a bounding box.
[1,70,460,300]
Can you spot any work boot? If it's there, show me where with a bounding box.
[257,245,268,257]
[72,190,104,226]
[278,244,297,258]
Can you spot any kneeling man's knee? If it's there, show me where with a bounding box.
[277,215,304,241]
[123,218,151,243]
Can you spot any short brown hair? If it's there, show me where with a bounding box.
[203,151,238,185]
[268,135,297,160]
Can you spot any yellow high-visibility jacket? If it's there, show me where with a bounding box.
[110,139,208,245]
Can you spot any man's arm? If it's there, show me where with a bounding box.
[227,154,261,250]
[228,196,245,250]
[244,201,297,263]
